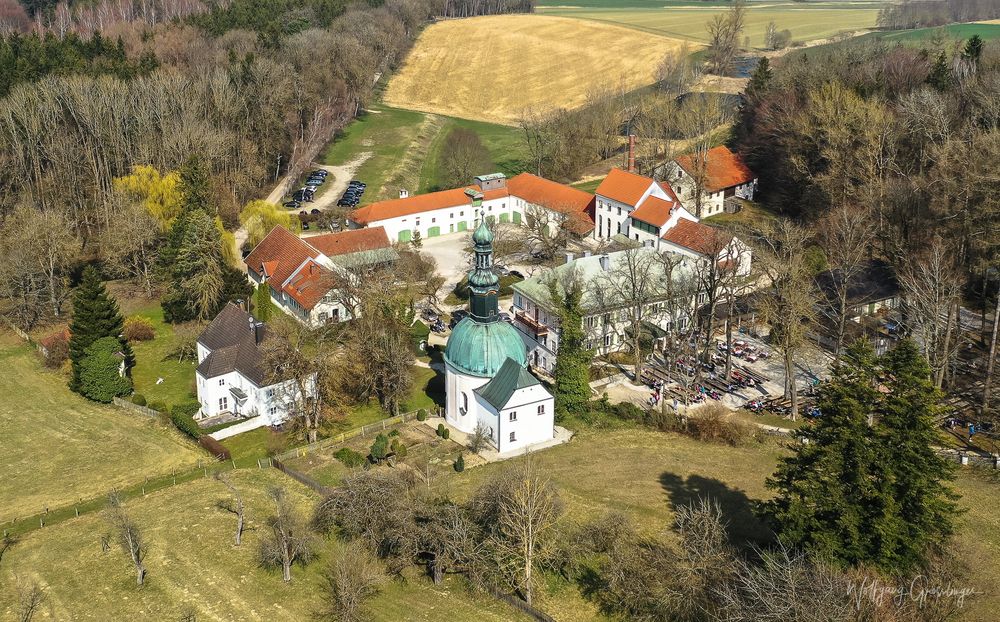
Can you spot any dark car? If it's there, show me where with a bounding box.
[509,270,525,279]
[499,312,512,322]
[311,169,328,177]
[311,209,321,215]
[292,190,306,201]
[337,197,354,207]
[449,309,470,329]
[283,200,300,209]
[349,180,365,187]
[430,320,446,333]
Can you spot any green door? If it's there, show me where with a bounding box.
[449,224,455,233]
[457,221,468,232]
[398,229,412,243]
[499,213,510,223]
[512,212,522,224]
[427,226,441,238]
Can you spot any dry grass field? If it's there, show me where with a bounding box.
[0,469,527,621]
[383,14,694,125]
[0,333,202,523]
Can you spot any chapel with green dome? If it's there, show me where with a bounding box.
[443,215,554,454]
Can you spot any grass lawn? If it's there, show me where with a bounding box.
[571,177,605,194]
[537,2,881,47]
[0,468,528,621]
[322,104,526,205]
[0,333,202,523]
[124,301,199,409]
[704,198,779,230]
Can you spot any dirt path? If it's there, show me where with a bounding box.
[235,152,372,253]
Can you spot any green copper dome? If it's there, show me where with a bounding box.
[445,318,527,377]
[472,218,494,245]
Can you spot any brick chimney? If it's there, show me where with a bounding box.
[627,134,636,173]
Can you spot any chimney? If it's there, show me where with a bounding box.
[627,134,636,173]
[399,188,409,199]
[252,321,265,345]
[565,251,575,264]
[599,254,611,271]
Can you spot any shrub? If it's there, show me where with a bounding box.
[441,428,450,440]
[170,410,201,439]
[40,330,70,369]
[148,400,167,413]
[334,448,366,468]
[454,453,465,472]
[78,336,133,402]
[688,404,756,446]
[390,438,407,458]
[417,409,428,422]
[199,435,231,461]
[370,433,390,463]
[123,316,155,342]
[131,393,147,406]
[172,400,201,417]
[388,429,400,438]
[436,423,446,437]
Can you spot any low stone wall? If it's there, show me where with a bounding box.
[209,417,266,440]
[112,396,159,418]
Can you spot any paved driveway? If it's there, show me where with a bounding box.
[419,233,473,306]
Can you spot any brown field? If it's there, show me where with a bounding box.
[384,14,695,125]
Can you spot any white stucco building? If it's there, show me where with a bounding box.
[662,145,757,218]
[244,226,397,326]
[347,172,596,243]
[195,303,315,428]
[443,215,555,455]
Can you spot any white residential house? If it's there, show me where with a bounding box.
[662,145,757,218]
[195,303,316,428]
[592,168,682,243]
[347,172,596,243]
[244,226,397,327]
[511,217,751,374]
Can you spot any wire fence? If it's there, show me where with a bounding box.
[277,407,443,461]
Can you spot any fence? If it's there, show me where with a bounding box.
[112,396,160,419]
[3,319,49,357]
[210,417,265,440]
[271,458,333,495]
[486,588,556,622]
[278,408,442,461]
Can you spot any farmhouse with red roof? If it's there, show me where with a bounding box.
[664,145,757,218]
[346,172,595,243]
[244,226,397,326]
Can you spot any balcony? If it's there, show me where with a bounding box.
[515,310,549,338]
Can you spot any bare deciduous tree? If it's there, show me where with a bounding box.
[706,0,746,75]
[214,473,245,546]
[16,580,45,622]
[261,316,331,444]
[104,492,147,586]
[260,487,318,582]
[320,541,387,622]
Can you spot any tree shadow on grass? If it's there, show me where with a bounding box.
[659,472,774,549]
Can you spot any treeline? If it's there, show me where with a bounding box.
[438,0,533,18]
[877,0,1000,30]
[0,31,156,96]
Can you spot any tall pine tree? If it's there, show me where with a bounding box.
[69,266,133,392]
[762,340,959,572]
[549,274,592,421]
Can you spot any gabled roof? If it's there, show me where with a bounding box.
[196,303,266,385]
[507,173,595,234]
[474,357,542,411]
[629,195,677,228]
[661,218,733,257]
[595,168,655,207]
[307,226,391,257]
[674,146,755,193]
[815,259,900,308]
[349,187,509,225]
[245,226,319,285]
[281,258,335,311]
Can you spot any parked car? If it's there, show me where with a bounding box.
[430,320,446,333]
[509,270,525,279]
[337,197,354,207]
[292,190,306,201]
[449,309,470,329]
[311,169,328,176]
[349,180,365,187]
[283,200,300,209]
[498,312,512,322]
[310,208,321,215]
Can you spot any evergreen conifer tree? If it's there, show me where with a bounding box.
[69,266,132,392]
[963,35,983,64]
[79,336,133,403]
[746,57,772,99]
[178,154,213,215]
[549,275,592,421]
[927,50,952,91]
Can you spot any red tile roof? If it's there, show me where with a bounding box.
[661,218,733,257]
[595,168,656,207]
[349,187,505,225]
[507,173,595,234]
[245,226,319,285]
[282,258,335,311]
[307,226,391,257]
[629,196,677,228]
[674,146,755,193]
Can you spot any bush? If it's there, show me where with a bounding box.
[123,316,155,342]
[334,447,366,468]
[370,433,390,463]
[170,409,201,439]
[441,428,450,440]
[172,400,201,417]
[417,409,428,422]
[78,336,133,403]
[199,435,231,461]
[390,438,407,458]
[388,429,400,438]
[40,330,70,369]
[149,400,167,413]
[454,453,465,472]
[688,404,756,446]
[131,393,147,406]
[436,423,446,437]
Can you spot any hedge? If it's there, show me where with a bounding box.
[199,435,231,460]
[170,410,201,439]
[334,448,366,468]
